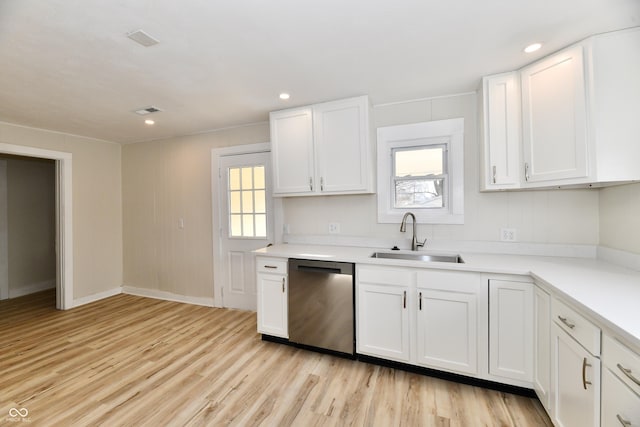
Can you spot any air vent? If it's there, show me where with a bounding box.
[134,106,163,115]
[126,29,160,47]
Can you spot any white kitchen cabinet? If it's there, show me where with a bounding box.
[534,285,551,411]
[269,107,314,195]
[357,265,412,362]
[479,72,521,191]
[551,317,601,427]
[416,288,478,375]
[481,27,640,190]
[357,282,410,363]
[521,44,588,185]
[269,95,374,197]
[601,368,640,427]
[256,257,288,338]
[488,280,533,384]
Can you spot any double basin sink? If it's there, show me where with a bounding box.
[370,251,464,264]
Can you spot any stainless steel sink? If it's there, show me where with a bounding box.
[370,252,464,263]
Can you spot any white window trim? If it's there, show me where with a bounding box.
[377,118,464,224]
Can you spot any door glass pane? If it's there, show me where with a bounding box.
[242,191,253,213]
[255,214,266,237]
[254,166,265,189]
[230,214,242,237]
[227,164,267,238]
[242,215,254,236]
[254,190,266,213]
[230,191,241,214]
[229,168,241,190]
[241,167,253,189]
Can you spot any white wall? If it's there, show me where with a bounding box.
[5,156,56,296]
[599,182,640,254]
[0,121,123,300]
[282,93,600,246]
[122,123,269,299]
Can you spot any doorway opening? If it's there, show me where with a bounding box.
[0,142,73,310]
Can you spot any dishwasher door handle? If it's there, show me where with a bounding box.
[295,265,343,275]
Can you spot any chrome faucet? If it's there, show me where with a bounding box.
[400,212,426,251]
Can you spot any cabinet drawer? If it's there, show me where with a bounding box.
[601,367,640,427]
[552,298,601,355]
[358,266,413,287]
[416,270,480,293]
[256,257,287,274]
[603,334,640,396]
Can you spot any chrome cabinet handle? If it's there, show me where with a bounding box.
[558,315,576,329]
[419,292,422,310]
[617,363,640,386]
[309,177,313,191]
[582,357,592,389]
[492,165,497,184]
[282,278,285,293]
[616,414,632,427]
[403,291,406,309]
[320,177,324,191]
[524,162,530,181]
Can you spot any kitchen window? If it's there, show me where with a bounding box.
[377,118,464,224]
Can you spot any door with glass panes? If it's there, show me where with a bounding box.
[219,152,273,310]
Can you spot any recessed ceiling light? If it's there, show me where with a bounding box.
[279,93,290,100]
[145,119,155,125]
[524,43,542,53]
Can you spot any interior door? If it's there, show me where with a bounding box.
[218,152,273,310]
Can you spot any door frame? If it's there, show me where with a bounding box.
[211,142,282,309]
[0,142,73,310]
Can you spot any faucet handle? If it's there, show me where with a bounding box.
[417,238,427,248]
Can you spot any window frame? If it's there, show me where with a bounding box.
[377,118,464,224]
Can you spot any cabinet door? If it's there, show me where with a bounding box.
[489,280,534,383]
[552,323,600,427]
[357,283,410,362]
[313,96,372,194]
[534,286,551,410]
[256,273,288,338]
[270,107,315,195]
[521,44,588,184]
[601,368,640,427]
[481,72,521,190]
[416,289,477,375]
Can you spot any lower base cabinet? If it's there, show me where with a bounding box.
[416,288,477,375]
[357,282,410,362]
[601,368,640,427]
[256,257,288,338]
[552,323,601,427]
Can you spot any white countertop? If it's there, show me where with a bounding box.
[255,243,640,352]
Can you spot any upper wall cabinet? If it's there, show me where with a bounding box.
[269,95,374,197]
[479,27,640,191]
[479,72,522,190]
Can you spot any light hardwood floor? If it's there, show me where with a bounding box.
[0,291,552,426]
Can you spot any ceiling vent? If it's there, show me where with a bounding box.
[126,29,160,47]
[134,106,163,115]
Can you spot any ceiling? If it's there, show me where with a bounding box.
[0,0,638,144]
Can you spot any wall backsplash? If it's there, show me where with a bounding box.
[599,182,640,254]
[281,93,601,247]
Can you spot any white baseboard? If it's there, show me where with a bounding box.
[122,285,215,307]
[9,279,55,298]
[73,287,122,308]
[597,246,640,272]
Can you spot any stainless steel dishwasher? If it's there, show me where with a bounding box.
[288,258,355,356]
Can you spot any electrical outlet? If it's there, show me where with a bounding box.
[328,222,341,234]
[500,228,517,242]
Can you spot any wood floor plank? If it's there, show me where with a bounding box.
[0,290,553,426]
